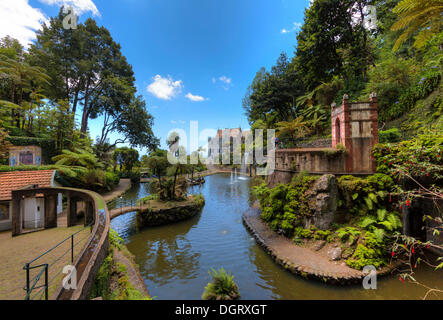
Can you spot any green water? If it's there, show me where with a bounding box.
[110,173,443,300]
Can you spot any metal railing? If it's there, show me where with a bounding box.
[23,222,93,300]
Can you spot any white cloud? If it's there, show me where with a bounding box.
[39,0,99,16]
[185,93,207,102]
[212,75,233,90]
[0,0,99,48]
[0,0,48,48]
[218,75,231,84]
[147,75,183,100]
[281,21,302,34]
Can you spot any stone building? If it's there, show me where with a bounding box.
[269,94,379,186]
[208,128,250,158]
[0,170,61,231]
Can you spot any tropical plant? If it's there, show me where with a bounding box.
[359,209,402,241]
[52,148,102,170]
[275,117,311,143]
[391,0,443,51]
[202,268,240,300]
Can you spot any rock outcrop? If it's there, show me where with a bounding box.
[305,174,338,230]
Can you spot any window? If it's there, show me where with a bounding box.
[20,152,34,165]
[0,203,9,221]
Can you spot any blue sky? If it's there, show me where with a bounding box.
[2,0,311,155]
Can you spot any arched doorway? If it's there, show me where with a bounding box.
[335,118,341,145]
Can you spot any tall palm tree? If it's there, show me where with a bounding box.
[391,0,443,51]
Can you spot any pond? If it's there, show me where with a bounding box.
[110,173,443,300]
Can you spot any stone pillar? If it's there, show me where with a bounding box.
[57,193,63,214]
[341,94,353,172]
[84,201,94,226]
[11,192,21,237]
[67,194,77,227]
[369,92,379,172]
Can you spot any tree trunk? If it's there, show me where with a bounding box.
[172,167,178,199]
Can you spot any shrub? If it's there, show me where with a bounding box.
[202,268,240,300]
[379,128,402,143]
[253,175,316,237]
[373,131,443,180]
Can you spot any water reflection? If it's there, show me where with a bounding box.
[111,174,443,300]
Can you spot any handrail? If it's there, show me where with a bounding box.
[23,222,93,300]
[24,223,93,267]
[17,186,110,300]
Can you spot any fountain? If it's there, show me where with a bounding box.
[230,171,233,184]
[238,152,250,180]
[234,168,237,181]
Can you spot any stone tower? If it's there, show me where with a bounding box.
[331,93,379,173]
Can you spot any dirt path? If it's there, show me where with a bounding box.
[243,204,366,283]
[100,179,131,203]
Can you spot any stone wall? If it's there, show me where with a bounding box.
[136,198,205,227]
[274,148,346,173]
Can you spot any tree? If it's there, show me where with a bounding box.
[295,0,373,91]
[48,100,75,154]
[112,147,139,175]
[0,123,12,163]
[243,54,304,126]
[144,149,169,188]
[391,0,443,51]
[29,9,136,135]
[0,54,50,128]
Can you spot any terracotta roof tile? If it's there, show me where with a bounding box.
[0,170,55,201]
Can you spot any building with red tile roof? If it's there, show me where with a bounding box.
[0,170,56,231]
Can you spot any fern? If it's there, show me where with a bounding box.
[360,216,377,228]
[373,228,385,242]
[391,0,443,51]
[377,209,387,222]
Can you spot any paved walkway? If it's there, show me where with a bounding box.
[100,179,131,203]
[0,226,90,300]
[243,204,369,284]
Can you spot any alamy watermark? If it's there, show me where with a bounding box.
[166,121,276,176]
[362,265,377,290]
[62,265,77,290]
[62,6,78,30]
